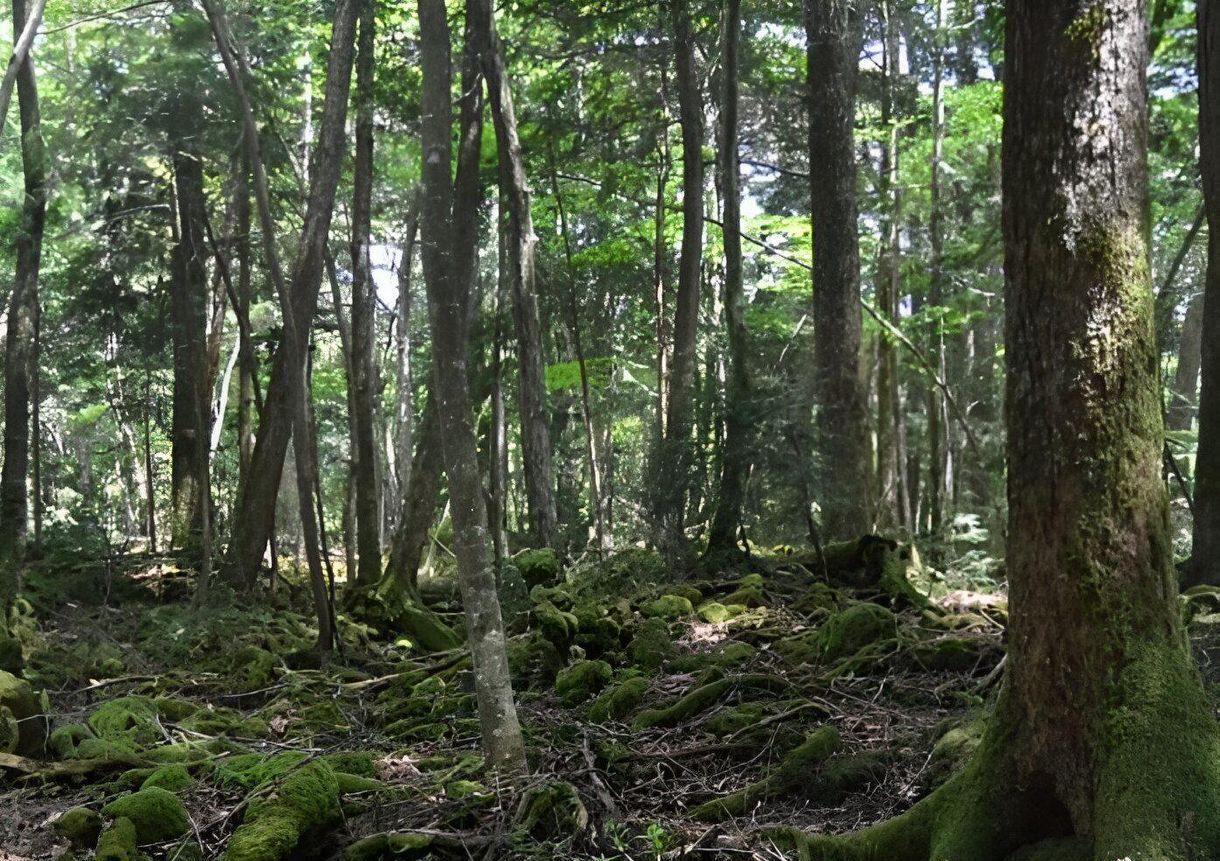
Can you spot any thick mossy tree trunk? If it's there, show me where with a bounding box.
[793,3,1220,859]
[417,0,526,772]
[805,0,870,540]
[1188,0,1220,587]
[0,0,45,618]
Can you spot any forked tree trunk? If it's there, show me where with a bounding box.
[1189,0,1220,587]
[0,0,45,614]
[798,3,1220,858]
[805,0,870,539]
[417,0,526,773]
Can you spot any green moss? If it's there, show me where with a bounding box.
[572,603,621,655]
[720,584,765,608]
[705,702,765,736]
[154,696,200,721]
[102,786,190,842]
[793,582,840,616]
[210,751,309,791]
[910,637,988,672]
[555,659,613,707]
[53,806,104,849]
[715,641,757,666]
[532,600,579,651]
[588,675,649,722]
[927,719,985,788]
[335,771,383,793]
[445,779,485,799]
[142,763,195,792]
[516,781,588,842]
[641,594,694,619]
[343,832,434,860]
[95,817,138,861]
[666,583,705,604]
[88,696,160,746]
[818,603,897,662]
[628,618,674,670]
[633,678,733,730]
[773,630,823,666]
[814,752,886,804]
[0,629,22,673]
[696,601,734,623]
[322,750,376,777]
[514,548,561,587]
[0,669,45,755]
[231,646,278,691]
[224,761,341,861]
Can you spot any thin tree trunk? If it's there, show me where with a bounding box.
[654,0,704,551]
[393,199,420,511]
[143,370,157,553]
[1168,285,1205,431]
[417,0,525,773]
[708,0,751,554]
[0,0,45,613]
[487,215,510,567]
[234,154,257,480]
[926,0,950,536]
[472,0,557,549]
[805,0,870,539]
[348,0,382,586]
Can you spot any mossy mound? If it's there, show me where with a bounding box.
[633,678,733,730]
[343,832,434,860]
[514,548,561,588]
[555,659,613,706]
[0,629,23,673]
[102,786,190,842]
[142,763,195,792]
[628,617,675,671]
[231,645,278,691]
[910,636,994,672]
[88,696,161,747]
[210,750,309,791]
[720,584,765,608]
[572,603,621,655]
[588,675,649,722]
[705,702,766,737]
[927,718,985,788]
[696,601,735,623]
[641,594,694,620]
[95,817,138,861]
[53,806,104,850]
[0,669,45,755]
[222,760,341,861]
[817,602,897,662]
[532,600,580,652]
[344,582,462,653]
[516,781,588,843]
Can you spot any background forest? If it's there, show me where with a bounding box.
[0,0,1216,859]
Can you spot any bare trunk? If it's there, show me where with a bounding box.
[1168,286,1204,431]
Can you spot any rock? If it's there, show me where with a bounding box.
[696,602,734,624]
[514,549,562,588]
[555,659,613,707]
[516,782,588,842]
[222,761,341,861]
[817,602,897,662]
[102,786,190,843]
[641,594,694,620]
[588,676,649,722]
[628,618,674,670]
[88,696,161,747]
[53,806,104,850]
[0,669,45,755]
[141,763,195,793]
[95,817,138,861]
[344,833,434,860]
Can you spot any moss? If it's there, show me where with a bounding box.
[818,603,897,662]
[102,786,190,843]
[516,781,588,842]
[335,771,383,793]
[343,832,434,860]
[910,637,989,672]
[705,702,766,736]
[445,779,485,799]
[696,601,733,623]
[142,763,195,792]
[231,646,278,691]
[0,669,45,755]
[715,641,757,667]
[588,675,649,722]
[773,630,823,667]
[224,760,341,861]
[532,600,579,651]
[555,659,613,707]
[628,618,674,670]
[154,696,200,721]
[0,629,22,673]
[529,584,574,609]
[88,696,160,746]
[641,594,694,619]
[210,751,308,791]
[927,720,985,788]
[322,750,376,777]
[180,705,268,738]
[146,741,211,764]
[1006,837,1091,861]
[514,548,562,588]
[95,817,138,861]
[666,583,705,604]
[794,582,840,616]
[814,752,886,804]
[633,678,733,730]
[53,806,104,849]
[720,584,765,608]
[572,603,621,655]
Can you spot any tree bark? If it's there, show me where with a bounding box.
[707,0,751,554]
[800,3,1220,857]
[348,0,382,587]
[805,0,870,539]
[393,200,420,513]
[0,0,44,613]
[1168,285,1204,432]
[653,0,704,551]
[471,0,557,550]
[417,0,526,773]
[221,0,359,586]
[1188,0,1220,587]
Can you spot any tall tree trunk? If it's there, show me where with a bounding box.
[653,0,704,550]
[234,154,258,480]
[220,0,359,586]
[0,0,44,614]
[707,0,751,554]
[799,3,1220,856]
[926,0,950,537]
[393,201,420,513]
[348,0,382,586]
[1189,0,1220,586]
[417,0,525,773]
[169,143,210,553]
[805,0,870,539]
[1168,285,1204,431]
[472,0,557,549]
[488,236,510,567]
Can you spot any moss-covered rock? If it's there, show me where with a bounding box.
[48,722,93,758]
[705,702,766,737]
[231,646,279,691]
[555,659,613,707]
[628,618,674,670]
[641,594,694,619]
[665,583,705,604]
[587,675,649,722]
[813,751,886,803]
[102,786,190,843]
[88,696,161,746]
[95,817,138,861]
[210,751,309,792]
[142,763,195,792]
[516,781,588,842]
[572,603,621,655]
[0,630,23,673]
[222,760,341,861]
[633,678,733,730]
[53,806,104,850]
[532,600,579,652]
[0,670,45,755]
[514,548,561,588]
[720,584,765,608]
[818,602,897,662]
[793,582,840,616]
[343,832,434,860]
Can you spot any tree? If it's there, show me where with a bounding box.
[653,0,704,550]
[805,0,870,539]
[1188,0,1220,587]
[0,0,46,617]
[707,0,751,554]
[795,2,1220,856]
[417,0,526,772]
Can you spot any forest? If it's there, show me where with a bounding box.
[0,0,1218,858]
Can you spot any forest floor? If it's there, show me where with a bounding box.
[3,542,1217,860]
